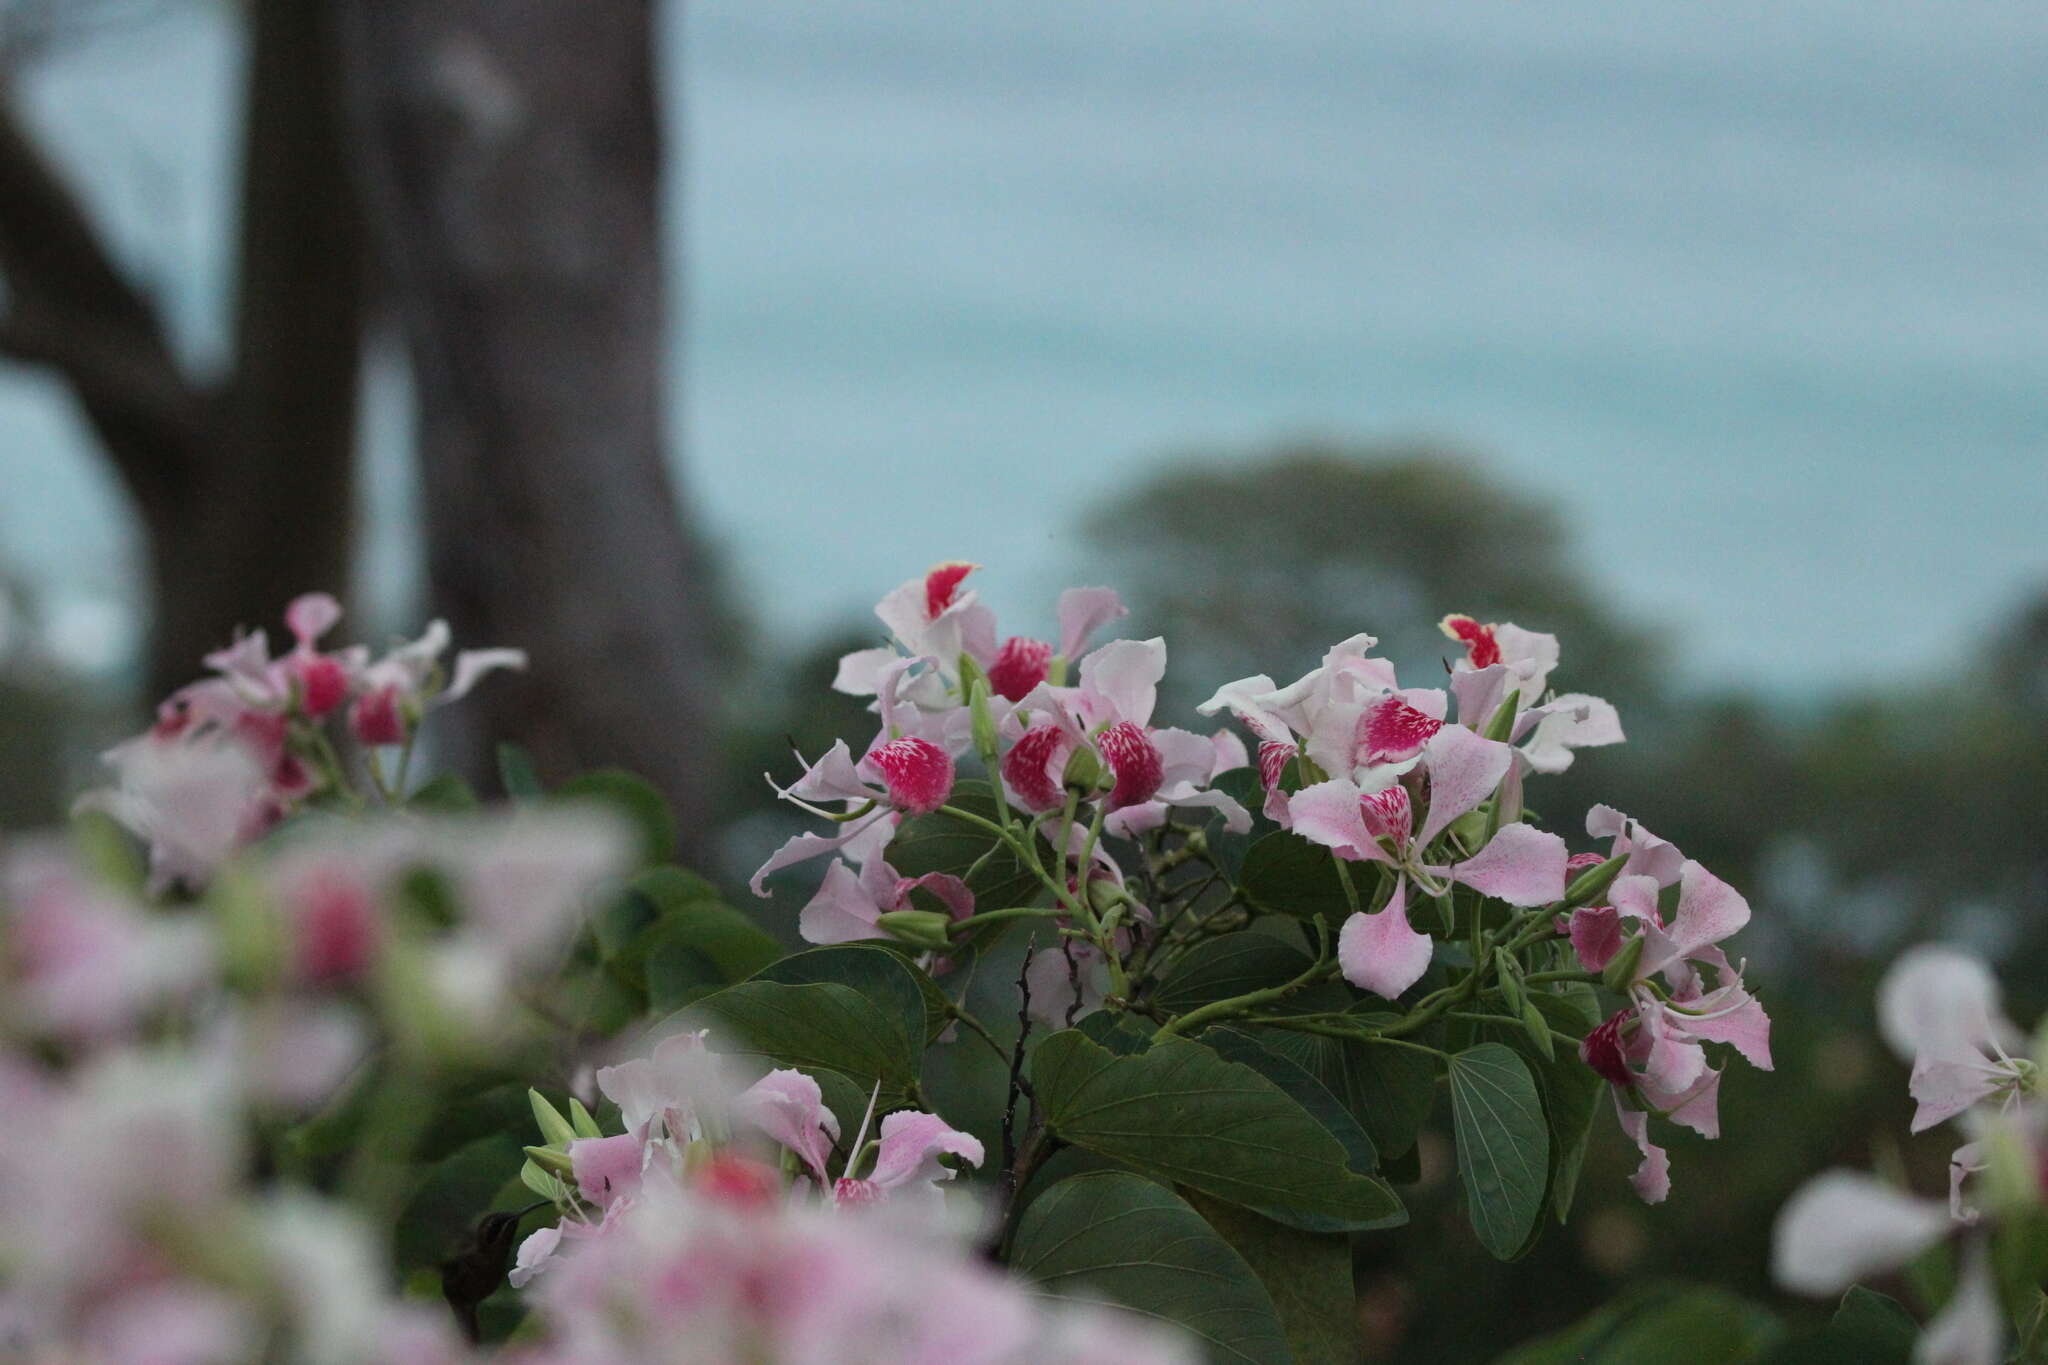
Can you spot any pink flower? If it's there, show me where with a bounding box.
[347,620,526,748]
[736,1069,841,1187]
[1877,946,2027,1133]
[1287,726,1567,1000]
[798,856,973,947]
[1573,859,1770,1203]
[833,1110,984,1209]
[1000,635,1247,835]
[570,1130,648,1210]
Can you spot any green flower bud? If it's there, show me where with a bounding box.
[876,909,953,949]
[1063,744,1105,792]
[568,1097,604,1141]
[969,678,1000,767]
[523,1145,575,1178]
[1493,948,1526,1015]
[529,1089,577,1149]
[1564,854,1629,908]
[1483,689,1523,742]
[1601,933,1646,992]
[1521,997,1556,1062]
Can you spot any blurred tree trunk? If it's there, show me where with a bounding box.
[339,0,716,857]
[0,3,363,702]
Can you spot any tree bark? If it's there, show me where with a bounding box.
[340,0,716,857]
[0,2,364,701]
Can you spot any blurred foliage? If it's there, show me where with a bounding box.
[1079,441,1665,720]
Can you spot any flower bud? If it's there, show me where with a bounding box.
[1521,997,1556,1062]
[1483,688,1522,742]
[1062,744,1105,792]
[568,1097,604,1141]
[530,1089,577,1149]
[523,1144,576,1178]
[1493,948,1526,1015]
[876,909,953,949]
[969,678,1000,767]
[1564,854,1628,908]
[1601,933,1645,992]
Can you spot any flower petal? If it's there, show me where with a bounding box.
[1337,880,1433,1000]
[1772,1171,1951,1296]
[1450,823,1567,907]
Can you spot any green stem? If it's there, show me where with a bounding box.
[951,905,1070,935]
[1153,957,1338,1040]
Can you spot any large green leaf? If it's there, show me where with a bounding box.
[1468,994,1604,1226]
[1446,1043,1548,1260]
[1190,1193,1359,1365]
[1009,1173,1289,1365]
[1495,1283,1782,1365]
[754,945,948,1045]
[1251,1012,1439,1161]
[1031,1030,1402,1222]
[686,980,920,1105]
[1201,1027,1403,1233]
[1155,933,1312,1015]
[1237,832,1355,920]
[884,780,1043,909]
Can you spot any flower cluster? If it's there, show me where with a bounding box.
[757,563,1769,1206]
[85,593,525,892]
[505,1038,1191,1365]
[1774,947,2048,1364]
[2,589,1201,1363]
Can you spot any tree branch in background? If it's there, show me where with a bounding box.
[0,3,366,702]
[0,79,203,511]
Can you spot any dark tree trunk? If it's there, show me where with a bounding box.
[153,0,364,699]
[339,0,716,859]
[0,2,365,701]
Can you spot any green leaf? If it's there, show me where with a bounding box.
[1250,1013,1439,1160]
[496,743,544,799]
[753,945,948,1045]
[1497,1283,1783,1365]
[1446,1043,1548,1260]
[1031,1030,1402,1222]
[393,1131,526,1271]
[1237,831,1355,920]
[1009,1173,1289,1365]
[633,904,785,1012]
[884,780,1043,909]
[1469,993,1603,1225]
[1154,933,1312,1015]
[1201,1027,1403,1233]
[553,769,676,866]
[687,980,920,1106]
[1188,1193,1359,1365]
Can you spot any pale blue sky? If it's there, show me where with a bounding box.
[3,1,2043,688]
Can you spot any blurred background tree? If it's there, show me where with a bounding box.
[0,0,723,857]
[1080,442,1664,721]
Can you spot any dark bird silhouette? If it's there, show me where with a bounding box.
[440,1204,546,1343]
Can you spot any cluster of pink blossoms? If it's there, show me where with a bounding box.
[1,591,1198,1364]
[507,1034,1191,1365]
[88,593,524,891]
[760,564,1773,1204]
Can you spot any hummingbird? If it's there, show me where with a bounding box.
[440,1201,550,1343]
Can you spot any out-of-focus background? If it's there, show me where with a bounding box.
[1,2,2042,1358]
